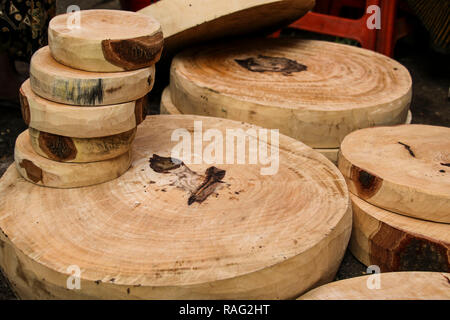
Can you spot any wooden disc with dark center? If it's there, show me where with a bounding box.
[30,46,155,105]
[0,115,351,299]
[338,124,450,223]
[48,10,163,72]
[169,39,412,148]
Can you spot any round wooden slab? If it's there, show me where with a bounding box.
[170,39,412,148]
[29,127,136,163]
[298,272,450,300]
[48,9,163,72]
[0,115,351,299]
[30,46,155,105]
[349,194,449,272]
[20,79,146,138]
[138,0,314,52]
[338,124,450,223]
[14,130,132,188]
[161,86,413,165]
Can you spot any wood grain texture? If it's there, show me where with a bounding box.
[349,194,449,272]
[138,0,314,52]
[161,86,413,165]
[170,39,412,148]
[20,79,145,138]
[30,46,155,105]
[338,125,450,223]
[48,10,163,72]
[299,272,450,300]
[14,130,132,188]
[29,127,136,163]
[0,115,351,299]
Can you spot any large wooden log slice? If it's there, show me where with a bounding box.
[349,194,449,272]
[0,115,351,299]
[338,124,450,223]
[169,39,412,148]
[48,10,163,72]
[298,272,450,300]
[20,79,146,138]
[138,0,314,52]
[28,127,136,163]
[30,46,155,105]
[14,130,132,188]
[161,86,413,164]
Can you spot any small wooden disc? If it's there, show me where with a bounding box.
[350,194,449,272]
[14,130,132,188]
[48,9,163,72]
[338,124,450,223]
[29,127,136,163]
[138,0,314,52]
[20,79,146,138]
[170,39,412,148]
[298,272,450,300]
[0,115,351,299]
[30,46,155,105]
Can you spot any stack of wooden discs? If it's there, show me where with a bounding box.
[162,38,413,163]
[338,124,450,272]
[16,10,163,188]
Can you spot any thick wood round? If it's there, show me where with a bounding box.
[29,127,136,163]
[14,130,132,188]
[138,0,314,52]
[349,194,449,272]
[30,46,155,105]
[170,39,412,148]
[161,86,413,165]
[338,125,450,223]
[0,115,351,299]
[299,272,450,300]
[20,79,146,138]
[48,10,163,72]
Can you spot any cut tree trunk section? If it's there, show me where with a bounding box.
[20,79,146,138]
[349,194,449,272]
[161,86,413,164]
[298,272,450,299]
[14,130,132,188]
[28,127,136,163]
[138,0,314,52]
[0,115,351,299]
[48,10,163,72]
[169,39,412,148]
[338,124,450,223]
[30,46,155,105]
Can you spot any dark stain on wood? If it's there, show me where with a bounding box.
[19,87,30,125]
[38,131,77,161]
[101,32,164,70]
[61,78,104,105]
[135,95,147,125]
[441,163,450,167]
[369,222,449,272]
[19,159,43,183]
[235,55,307,75]
[188,166,226,205]
[105,85,122,94]
[398,142,415,157]
[350,165,382,198]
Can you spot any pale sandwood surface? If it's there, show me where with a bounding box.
[138,0,314,52]
[30,46,155,105]
[29,127,136,163]
[161,86,413,165]
[48,10,163,72]
[14,130,132,188]
[0,115,351,299]
[338,124,450,223]
[349,194,449,272]
[299,272,450,300]
[170,39,412,148]
[20,79,146,138]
